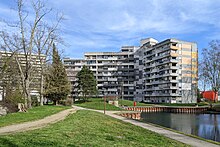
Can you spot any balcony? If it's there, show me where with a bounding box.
[108,78,117,81]
[170,72,178,76]
[108,67,117,71]
[170,45,179,50]
[170,53,178,57]
[170,59,178,63]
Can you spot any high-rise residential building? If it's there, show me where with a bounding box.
[0,51,46,101]
[64,38,198,103]
[135,38,198,103]
[64,46,137,100]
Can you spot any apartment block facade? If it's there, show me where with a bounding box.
[64,46,137,100]
[0,51,46,101]
[64,38,198,103]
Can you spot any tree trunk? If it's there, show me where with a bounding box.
[40,74,44,106]
[53,100,57,105]
[24,78,32,109]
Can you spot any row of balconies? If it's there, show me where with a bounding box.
[145,73,178,80]
[145,93,180,97]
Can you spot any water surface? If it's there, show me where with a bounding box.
[141,112,220,142]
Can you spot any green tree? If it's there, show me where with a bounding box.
[44,44,70,105]
[76,65,97,101]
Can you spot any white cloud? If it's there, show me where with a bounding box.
[1,0,220,58]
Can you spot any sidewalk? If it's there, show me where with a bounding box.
[73,106,219,147]
[0,108,76,135]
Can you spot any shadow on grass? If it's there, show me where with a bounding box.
[0,138,19,147]
[74,100,92,104]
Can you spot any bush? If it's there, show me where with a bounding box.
[59,98,73,106]
[4,89,24,113]
[31,95,40,107]
[65,98,73,106]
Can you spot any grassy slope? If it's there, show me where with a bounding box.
[0,105,70,127]
[156,102,208,107]
[74,98,122,110]
[0,110,189,147]
[74,98,152,110]
[119,99,153,106]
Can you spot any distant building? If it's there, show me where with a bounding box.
[201,91,218,102]
[64,37,198,103]
[0,51,46,101]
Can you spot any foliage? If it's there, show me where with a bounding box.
[1,57,24,112]
[0,110,189,147]
[0,105,70,127]
[59,98,73,106]
[3,88,24,113]
[197,88,203,103]
[44,44,70,105]
[31,96,40,107]
[76,65,97,101]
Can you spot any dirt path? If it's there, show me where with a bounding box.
[0,108,76,135]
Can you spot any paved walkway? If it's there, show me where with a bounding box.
[73,106,219,147]
[0,108,76,135]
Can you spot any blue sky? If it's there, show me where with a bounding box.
[0,0,220,59]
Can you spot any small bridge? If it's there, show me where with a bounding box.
[124,106,209,113]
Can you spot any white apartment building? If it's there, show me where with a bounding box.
[64,38,198,103]
[64,46,137,100]
[0,51,46,101]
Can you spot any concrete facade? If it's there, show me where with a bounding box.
[64,38,198,103]
[0,51,46,101]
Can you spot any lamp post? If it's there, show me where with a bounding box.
[104,93,106,114]
[103,71,108,115]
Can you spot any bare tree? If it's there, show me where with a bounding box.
[0,0,63,108]
[34,15,63,106]
[201,40,220,102]
[198,60,209,92]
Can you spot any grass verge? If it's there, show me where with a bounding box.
[119,99,153,106]
[74,98,122,110]
[0,110,189,147]
[156,103,208,107]
[0,105,70,127]
[74,98,153,110]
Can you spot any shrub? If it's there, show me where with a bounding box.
[31,95,40,107]
[4,89,24,113]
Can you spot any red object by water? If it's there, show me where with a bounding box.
[133,101,136,107]
[202,91,218,101]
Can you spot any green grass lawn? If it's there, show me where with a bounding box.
[119,99,153,106]
[156,102,208,107]
[74,98,122,110]
[74,98,153,110]
[0,110,189,147]
[0,105,70,127]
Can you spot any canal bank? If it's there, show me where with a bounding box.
[123,105,220,143]
[73,106,219,147]
[106,111,220,147]
[141,112,220,142]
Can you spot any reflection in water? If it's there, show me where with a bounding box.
[141,112,220,142]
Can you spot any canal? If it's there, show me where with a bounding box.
[141,112,220,142]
